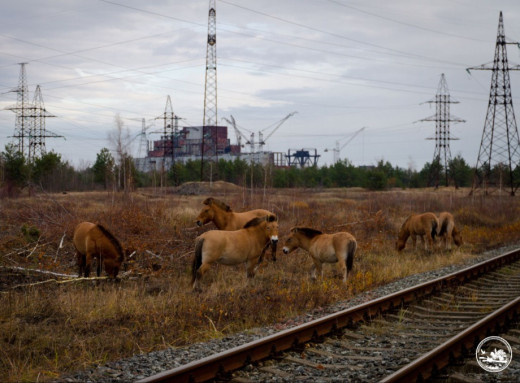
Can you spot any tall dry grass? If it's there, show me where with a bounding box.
[1,187,520,382]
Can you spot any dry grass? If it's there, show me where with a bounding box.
[1,186,520,382]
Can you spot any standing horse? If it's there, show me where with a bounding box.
[195,197,277,261]
[282,227,357,283]
[191,214,279,290]
[396,212,438,252]
[73,222,124,278]
[438,212,463,249]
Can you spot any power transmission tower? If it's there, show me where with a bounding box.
[420,73,464,186]
[30,85,60,160]
[7,63,30,158]
[201,0,217,181]
[468,12,520,196]
[7,63,61,162]
[153,95,181,186]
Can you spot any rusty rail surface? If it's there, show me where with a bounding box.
[138,248,520,383]
[380,295,520,382]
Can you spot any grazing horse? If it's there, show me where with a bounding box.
[438,212,463,249]
[73,222,124,278]
[195,197,277,261]
[191,214,279,290]
[396,212,439,252]
[282,227,357,283]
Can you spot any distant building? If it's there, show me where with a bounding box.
[134,124,309,172]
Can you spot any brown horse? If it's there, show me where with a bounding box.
[438,212,463,249]
[282,227,357,283]
[396,212,439,252]
[191,214,278,290]
[73,222,124,278]
[195,197,277,261]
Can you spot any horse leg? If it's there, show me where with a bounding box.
[84,253,92,277]
[337,256,347,283]
[76,251,85,277]
[411,235,417,250]
[426,234,433,251]
[247,257,260,278]
[97,255,102,277]
[192,263,211,290]
[310,259,323,281]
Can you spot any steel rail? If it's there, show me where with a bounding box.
[137,248,520,383]
[381,295,520,382]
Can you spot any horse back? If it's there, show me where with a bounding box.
[412,213,438,235]
[73,222,97,254]
[233,209,272,230]
[438,212,454,236]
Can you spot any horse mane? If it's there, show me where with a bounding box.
[292,227,323,238]
[96,224,124,262]
[243,214,276,228]
[203,197,232,212]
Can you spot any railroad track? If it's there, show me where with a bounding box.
[138,249,520,383]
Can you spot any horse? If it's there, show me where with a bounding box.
[282,227,357,283]
[195,197,277,261]
[191,214,279,290]
[438,212,463,249]
[396,212,439,252]
[73,222,124,278]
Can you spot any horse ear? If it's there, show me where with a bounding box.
[267,214,277,222]
[202,197,213,206]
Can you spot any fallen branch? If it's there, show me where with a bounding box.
[3,276,109,292]
[54,232,67,262]
[0,266,75,278]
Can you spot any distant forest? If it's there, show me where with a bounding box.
[0,143,480,196]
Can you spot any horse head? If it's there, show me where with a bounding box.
[453,227,463,247]
[264,214,279,245]
[282,227,302,254]
[196,204,214,227]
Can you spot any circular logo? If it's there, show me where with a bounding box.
[475,336,512,372]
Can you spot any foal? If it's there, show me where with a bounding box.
[438,212,463,249]
[282,227,357,283]
[396,212,438,252]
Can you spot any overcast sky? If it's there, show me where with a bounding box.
[1,0,520,170]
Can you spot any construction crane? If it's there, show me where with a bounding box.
[222,115,255,153]
[325,126,366,164]
[258,111,297,152]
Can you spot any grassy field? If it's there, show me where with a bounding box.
[1,184,520,382]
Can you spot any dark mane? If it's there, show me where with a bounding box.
[293,227,323,238]
[243,216,265,228]
[96,224,124,262]
[203,197,232,212]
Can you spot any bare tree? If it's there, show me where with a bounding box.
[108,114,132,193]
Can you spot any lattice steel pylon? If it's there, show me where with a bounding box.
[30,85,59,160]
[468,12,520,196]
[420,73,464,186]
[7,63,30,158]
[201,0,218,181]
[7,63,61,162]
[203,0,217,129]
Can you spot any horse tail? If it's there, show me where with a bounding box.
[191,238,204,285]
[438,217,448,237]
[431,218,438,240]
[346,240,356,272]
[96,224,124,263]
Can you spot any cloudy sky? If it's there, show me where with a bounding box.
[1,0,520,170]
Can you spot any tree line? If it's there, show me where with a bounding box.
[1,142,477,196]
